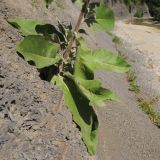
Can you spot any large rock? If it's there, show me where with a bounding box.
[0,0,89,159]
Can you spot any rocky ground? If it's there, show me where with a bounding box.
[0,0,89,159]
[0,0,160,160]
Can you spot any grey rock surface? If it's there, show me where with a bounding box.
[0,0,89,159]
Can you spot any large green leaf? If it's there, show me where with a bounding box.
[7,18,44,36]
[17,35,60,69]
[79,48,130,73]
[72,45,129,108]
[91,3,115,33]
[52,75,98,155]
[74,53,94,80]
[66,73,118,107]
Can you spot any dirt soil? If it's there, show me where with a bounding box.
[0,0,160,160]
[114,21,160,110]
[86,31,160,160]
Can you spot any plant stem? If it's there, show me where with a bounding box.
[63,0,90,60]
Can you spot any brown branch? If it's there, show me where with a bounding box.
[63,0,90,60]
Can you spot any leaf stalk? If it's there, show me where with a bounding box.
[63,0,90,60]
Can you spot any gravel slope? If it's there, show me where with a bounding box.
[86,31,160,160]
[114,21,160,109]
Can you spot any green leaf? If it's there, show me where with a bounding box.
[91,3,115,33]
[17,35,60,69]
[74,40,94,80]
[35,24,58,35]
[80,48,130,73]
[66,73,118,107]
[52,75,98,155]
[74,54,94,80]
[7,18,44,36]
